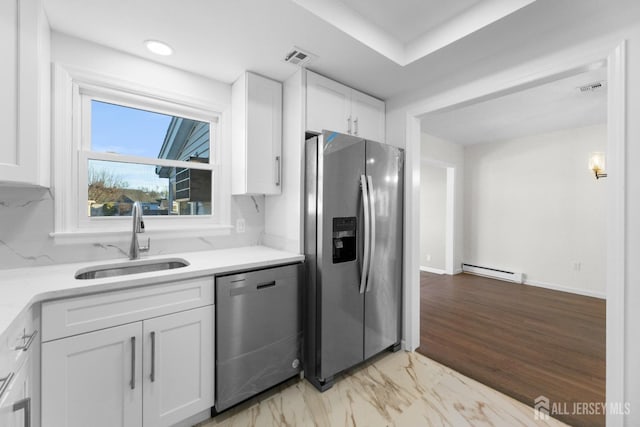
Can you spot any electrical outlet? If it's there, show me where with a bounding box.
[426,254,432,262]
[236,218,246,233]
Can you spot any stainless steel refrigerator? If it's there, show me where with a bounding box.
[304,130,404,391]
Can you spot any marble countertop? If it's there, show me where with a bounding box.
[0,245,304,338]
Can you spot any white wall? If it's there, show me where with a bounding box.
[264,69,304,254]
[0,33,265,269]
[420,164,446,271]
[53,33,231,105]
[421,133,464,272]
[464,124,606,297]
[624,25,640,423]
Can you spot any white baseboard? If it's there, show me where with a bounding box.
[420,265,445,274]
[524,279,606,299]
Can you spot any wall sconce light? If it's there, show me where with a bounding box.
[589,152,607,179]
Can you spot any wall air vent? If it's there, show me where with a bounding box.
[284,47,316,67]
[577,80,607,93]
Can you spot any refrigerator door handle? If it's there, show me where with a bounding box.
[366,175,376,292]
[360,174,371,294]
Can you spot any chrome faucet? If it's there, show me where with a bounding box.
[129,201,150,260]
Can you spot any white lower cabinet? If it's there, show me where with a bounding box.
[42,322,143,427]
[42,305,215,427]
[143,307,214,427]
[0,354,32,427]
[0,305,39,427]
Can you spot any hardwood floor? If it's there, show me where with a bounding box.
[418,272,605,427]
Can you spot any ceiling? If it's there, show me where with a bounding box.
[340,0,483,44]
[420,66,607,145]
[42,0,640,100]
[290,0,535,65]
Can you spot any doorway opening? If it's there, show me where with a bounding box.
[420,161,455,276]
[403,41,626,427]
[419,66,607,427]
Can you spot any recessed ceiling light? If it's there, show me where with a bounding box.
[144,40,173,56]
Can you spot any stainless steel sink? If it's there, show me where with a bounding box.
[75,258,190,280]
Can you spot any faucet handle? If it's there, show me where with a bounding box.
[140,237,150,253]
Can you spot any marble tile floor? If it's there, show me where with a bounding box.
[199,351,569,427]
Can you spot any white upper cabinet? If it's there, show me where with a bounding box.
[305,72,352,135]
[350,89,386,143]
[232,72,283,195]
[0,0,50,187]
[305,70,385,142]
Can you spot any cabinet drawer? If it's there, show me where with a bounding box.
[42,276,214,342]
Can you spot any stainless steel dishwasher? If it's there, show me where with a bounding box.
[215,263,303,412]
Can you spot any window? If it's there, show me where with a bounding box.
[52,65,228,237]
[84,101,213,218]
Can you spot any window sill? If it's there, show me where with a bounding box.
[50,224,234,245]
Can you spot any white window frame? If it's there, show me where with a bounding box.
[52,64,232,240]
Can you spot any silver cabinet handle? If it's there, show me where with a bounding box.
[275,156,281,187]
[150,332,156,382]
[347,116,352,134]
[366,175,376,292]
[360,174,371,294]
[0,372,15,400]
[130,336,136,390]
[354,117,359,136]
[15,330,38,352]
[13,397,31,427]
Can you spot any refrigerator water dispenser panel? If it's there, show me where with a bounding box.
[332,217,357,263]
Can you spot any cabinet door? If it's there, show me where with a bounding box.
[0,0,19,177]
[0,357,28,427]
[246,73,282,195]
[306,71,352,135]
[42,323,143,427]
[351,89,385,142]
[142,305,214,427]
[0,0,49,187]
[232,72,282,195]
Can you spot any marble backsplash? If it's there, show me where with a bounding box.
[0,187,265,270]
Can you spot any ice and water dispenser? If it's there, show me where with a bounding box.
[332,217,357,263]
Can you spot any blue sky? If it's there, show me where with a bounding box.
[91,100,171,158]
[90,101,172,191]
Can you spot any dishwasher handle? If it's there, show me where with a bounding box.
[257,281,276,290]
[227,278,280,297]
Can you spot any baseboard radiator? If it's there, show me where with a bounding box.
[461,263,523,284]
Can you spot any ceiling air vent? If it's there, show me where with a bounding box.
[284,47,316,67]
[577,80,607,93]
